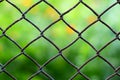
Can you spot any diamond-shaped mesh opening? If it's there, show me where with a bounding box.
[5,20,40,47]
[0,1,21,29]
[47,0,79,13]
[80,57,114,80]
[5,55,38,80]
[64,3,97,31]
[101,4,120,33]
[44,56,76,80]
[44,20,78,48]
[25,38,58,65]
[0,37,20,64]
[63,39,96,67]
[82,22,115,50]
[26,2,59,30]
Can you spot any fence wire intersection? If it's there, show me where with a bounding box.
[0,0,120,80]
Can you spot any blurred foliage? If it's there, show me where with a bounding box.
[0,0,120,80]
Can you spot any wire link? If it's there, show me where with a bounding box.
[0,0,120,80]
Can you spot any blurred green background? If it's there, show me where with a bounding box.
[0,0,120,80]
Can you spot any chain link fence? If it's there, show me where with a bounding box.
[0,0,120,80]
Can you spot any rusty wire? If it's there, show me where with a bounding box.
[0,0,120,80]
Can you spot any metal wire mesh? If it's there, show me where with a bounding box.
[0,0,120,80]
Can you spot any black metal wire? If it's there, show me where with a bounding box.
[0,0,120,80]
